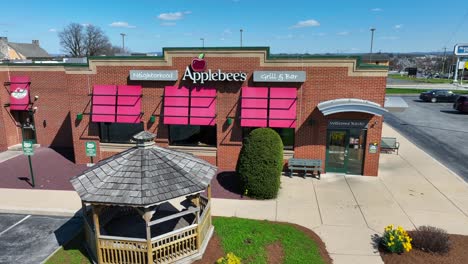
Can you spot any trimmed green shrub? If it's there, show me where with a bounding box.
[236,128,283,199]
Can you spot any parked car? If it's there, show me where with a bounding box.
[419,90,458,103]
[453,95,468,113]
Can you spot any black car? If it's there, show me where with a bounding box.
[453,95,468,113]
[419,90,458,103]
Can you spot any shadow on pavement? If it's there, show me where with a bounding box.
[51,211,94,263]
[216,171,243,196]
[440,110,468,115]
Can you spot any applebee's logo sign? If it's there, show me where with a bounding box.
[11,87,28,99]
[183,53,247,84]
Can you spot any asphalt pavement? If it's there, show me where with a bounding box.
[0,213,82,264]
[384,96,468,182]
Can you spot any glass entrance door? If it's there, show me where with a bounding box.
[326,130,348,173]
[326,129,366,174]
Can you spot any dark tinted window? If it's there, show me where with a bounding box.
[99,123,144,143]
[242,127,294,150]
[168,125,217,147]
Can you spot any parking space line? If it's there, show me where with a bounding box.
[0,215,31,236]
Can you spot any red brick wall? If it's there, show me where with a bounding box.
[0,53,386,176]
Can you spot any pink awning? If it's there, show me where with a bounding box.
[190,87,216,126]
[241,87,268,127]
[92,85,117,123]
[9,76,30,111]
[163,86,189,125]
[116,85,142,123]
[269,87,297,128]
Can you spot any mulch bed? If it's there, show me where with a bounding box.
[195,220,332,264]
[266,241,285,264]
[379,234,468,264]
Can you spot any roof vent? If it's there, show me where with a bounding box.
[133,131,156,148]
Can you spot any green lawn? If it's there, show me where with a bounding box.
[45,231,92,264]
[388,74,453,84]
[214,217,326,264]
[45,217,327,264]
[386,88,468,94]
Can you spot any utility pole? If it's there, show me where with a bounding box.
[240,29,243,47]
[120,33,126,52]
[442,47,447,75]
[200,38,204,48]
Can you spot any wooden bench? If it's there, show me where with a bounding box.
[381,137,400,155]
[288,158,322,179]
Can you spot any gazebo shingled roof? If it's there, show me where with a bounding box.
[70,131,217,207]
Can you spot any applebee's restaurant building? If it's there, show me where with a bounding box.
[0,47,392,176]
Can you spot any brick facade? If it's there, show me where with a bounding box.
[0,48,387,176]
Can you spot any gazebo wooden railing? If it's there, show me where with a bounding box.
[87,195,212,264]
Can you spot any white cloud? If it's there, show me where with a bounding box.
[290,19,320,29]
[158,11,191,21]
[394,24,403,29]
[371,8,383,12]
[183,32,193,36]
[109,21,136,28]
[337,31,350,36]
[161,22,176,26]
[380,36,399,40]
[48,28,57,32]
[81,23,91,27]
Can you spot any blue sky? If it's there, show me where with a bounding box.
[1,0,467,54]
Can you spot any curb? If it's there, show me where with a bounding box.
[0,207,81,217]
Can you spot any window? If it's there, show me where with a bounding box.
[99,122,144,144]
[169,125,217,147]
[243,127,294,150]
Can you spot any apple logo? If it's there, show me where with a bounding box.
[191,53,206,72]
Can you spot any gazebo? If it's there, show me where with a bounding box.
[71,131,216,264]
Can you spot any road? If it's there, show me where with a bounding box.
[0,213,82,264]
[384,96,468,182]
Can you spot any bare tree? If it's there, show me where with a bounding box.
[59,23,116,57]
[85,25,111,56]
[58,23,85,57]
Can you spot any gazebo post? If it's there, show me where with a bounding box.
[92,204,103,264]
[195,193,202,250]
[143,209,155,264]
[207,184,212,200]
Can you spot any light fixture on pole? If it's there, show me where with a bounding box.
[369,28,376,53]
[240,29,243,47]
[120,33,126,52]
[369,28,376,63]
[200,38,205,48]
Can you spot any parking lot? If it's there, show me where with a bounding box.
[384,95,468,181]
[0,213,81,264]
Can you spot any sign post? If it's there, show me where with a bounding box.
[453,44,468,83]
[85,141,97,165]
[22,140,35,187]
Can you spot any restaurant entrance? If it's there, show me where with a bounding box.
[325,120,367,175]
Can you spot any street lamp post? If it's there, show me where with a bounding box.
[120,33,126,52]
[200,38,205,48]
[240,29,243,47]
[369,28,376,63]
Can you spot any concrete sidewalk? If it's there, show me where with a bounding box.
[0,124,467,264]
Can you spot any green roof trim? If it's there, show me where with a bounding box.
[1,46,388,70]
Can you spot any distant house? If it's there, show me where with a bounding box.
[0,37,50,60]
